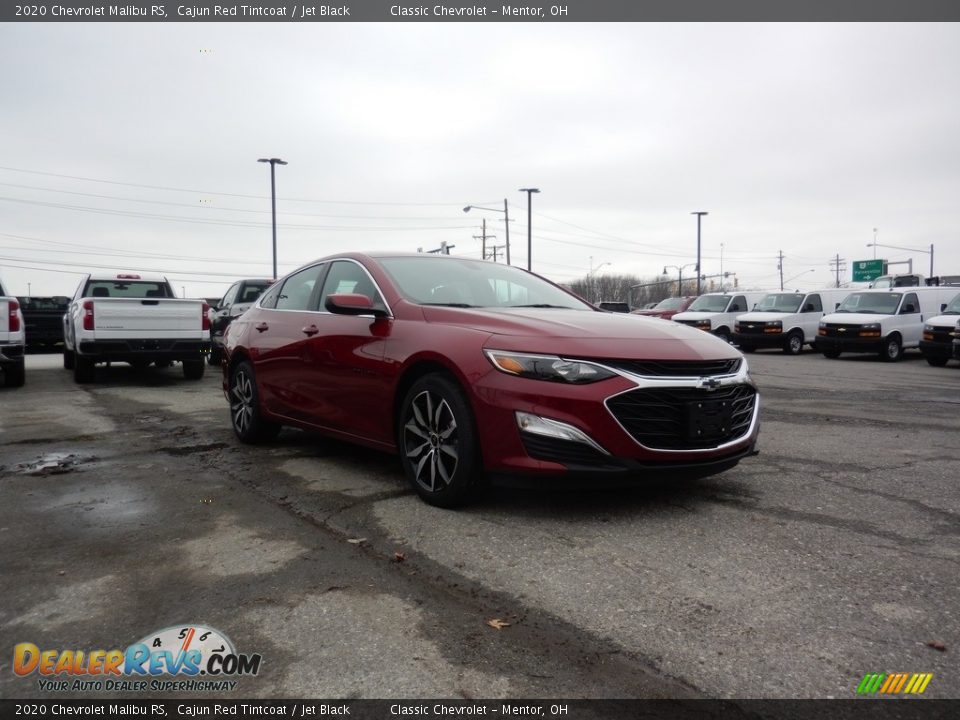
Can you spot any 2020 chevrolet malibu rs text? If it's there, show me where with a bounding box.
[222,253,760,507]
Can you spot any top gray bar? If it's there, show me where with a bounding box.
[3,1,959,22]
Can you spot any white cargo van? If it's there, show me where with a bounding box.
[673,292,767,342]
[733,289,851,355]
[919,290,960,367]
[817,287,958,361]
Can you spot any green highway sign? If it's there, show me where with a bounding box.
[852,259,886,282]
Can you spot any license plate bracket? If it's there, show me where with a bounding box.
[686,398,734,441]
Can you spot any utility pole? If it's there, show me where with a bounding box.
[473,218,490,260]
[488,245,506,263]
[777,250,785,291]
[504,199,511,266]
[829,254,846,288]
[691,211,708,295]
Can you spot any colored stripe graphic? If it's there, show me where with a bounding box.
[856,672,932,694]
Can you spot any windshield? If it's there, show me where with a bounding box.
[654,297,685,311]
[942,294,960,315]
[378,257,592,310]
[836,292,902,315]
[755,293,804,313]
[687,295,731,312]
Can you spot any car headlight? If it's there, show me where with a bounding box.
[696,320,712,330]
[859,323,881,338]
[485,351,616,384]
[763,321,783,333]
[923,324,934,332]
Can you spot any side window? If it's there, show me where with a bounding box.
[220,283,240,309]
[900,293,919,314]
[275,265,325,311]
[805,294,823,313]
[728,295,746,312]
[259,283,281,309]
[320,261,388,313]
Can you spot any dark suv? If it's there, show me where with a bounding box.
[208,279,274,365]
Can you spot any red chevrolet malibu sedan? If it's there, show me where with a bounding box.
[223,253,759,507]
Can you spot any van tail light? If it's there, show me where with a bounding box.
[201,303,210,331]
[83,300,95,331]
[8,299,20,332]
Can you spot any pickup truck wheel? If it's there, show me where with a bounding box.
[229,361,280,443]
[74,356,95,383]
[880,335,903,362]
[63,349,75,370]
[4,359,25,388]
[183,359,205,380]
[783,331,804,355]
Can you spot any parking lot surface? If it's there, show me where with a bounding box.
[1,349,958,699]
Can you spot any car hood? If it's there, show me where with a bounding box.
[821,312,892,324]
[926,314,960,327]
[421,306,740,360]
[737,311,794,323]
[672,311,719,322]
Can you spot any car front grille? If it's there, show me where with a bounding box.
[820,323,863,337]
[601,358,741,377]
[606,384,756,450]
[736,323,768,336]
[926,326,954,344]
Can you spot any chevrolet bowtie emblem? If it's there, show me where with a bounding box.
[838,328,847,332]
[698,377,722,391]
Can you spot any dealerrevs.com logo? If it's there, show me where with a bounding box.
[856,672,934,695]
[13,624,262,693]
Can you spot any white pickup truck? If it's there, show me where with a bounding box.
[62,272,211,383]
[0,279,26,387]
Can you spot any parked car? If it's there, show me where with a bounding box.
[208,278,274,365]
[919,291,960,366]
[733,289,851,355]
[18,296,70,349]
[222,253,760,507]
[632,296,696,321]
[63,272,210,383]
[0,280,26,387]
[672,292,767,342]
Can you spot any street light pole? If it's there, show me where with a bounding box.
[866,241,935,278]
[691,211,708,295]
[464,200,512,265]
[519,188,540,272]
[258,157,288,279]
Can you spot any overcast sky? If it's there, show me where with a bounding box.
[1,22,958,299]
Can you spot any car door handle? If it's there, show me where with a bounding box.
[255,322,269,333]
[302,325,319,336]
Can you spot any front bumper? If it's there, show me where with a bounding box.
[470,361,760,477]
[733,331,785,349]
[815,336,883,354]
[920,340,952,362]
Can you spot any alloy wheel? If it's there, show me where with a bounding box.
[231,369,255,436]
[403,390,459,493]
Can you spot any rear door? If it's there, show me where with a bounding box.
[898,292,922,346]
[253,263,328,418]
[801,293,823,342]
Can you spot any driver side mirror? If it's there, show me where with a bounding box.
[325,293,389,318]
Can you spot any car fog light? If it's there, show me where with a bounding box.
[516,412,609,455]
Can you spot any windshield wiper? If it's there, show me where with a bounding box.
[421,302,476,308]
[508,304,573,309]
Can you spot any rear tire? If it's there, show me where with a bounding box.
[63,349,75,370]
[4,359,25,388]
[229,360,280,443]
[74,356,95,383]
[880,335,903,362]
[183,359,205,380]
[398,373,484,508]
[783,331,804,356]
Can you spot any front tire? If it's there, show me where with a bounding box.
[715,328,731,343]
[229,360,280,443]
[399,374,484,508]
[63,349,75,370]
[207,346,223,366]
[925,356,949,367]
[821,348,841,359]
[783,331,804,356]
[880,335,903,362]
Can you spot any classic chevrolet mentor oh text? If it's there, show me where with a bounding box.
[222,253,760,507]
